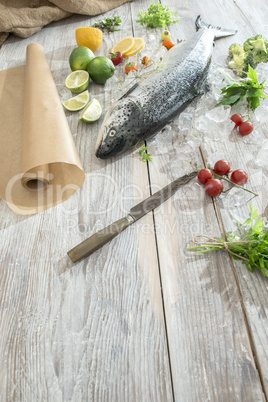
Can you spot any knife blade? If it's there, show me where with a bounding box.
[67,171,198,263]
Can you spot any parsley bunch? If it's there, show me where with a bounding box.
[136,1,180,29]
[93,15,121,32]
[217,65,268,111]
[189,204,268,277]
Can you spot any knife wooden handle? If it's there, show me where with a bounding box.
[67,215,135,263]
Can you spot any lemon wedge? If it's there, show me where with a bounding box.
[111,36,135,56]
[65,70,89,93]
[124,38,145,57]
[79,98,102,122]
[62,90,90,111]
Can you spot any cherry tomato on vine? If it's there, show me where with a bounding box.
[214,159,231,175]
[125,62,137,74]
[231,113,243,127]
[141,55,152,66]
[162,39,175,50]
[205,179,223,197]
[198,169,213,184]
[230,169,248,185]
[111,52,123,66]
[239,121,254,136]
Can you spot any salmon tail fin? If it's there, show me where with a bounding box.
[195,15,237,39]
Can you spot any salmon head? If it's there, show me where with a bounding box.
[95,97,144,159]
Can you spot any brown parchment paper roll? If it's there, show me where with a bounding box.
[0,43,85,214]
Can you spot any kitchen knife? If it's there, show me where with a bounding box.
[67,171,198,262]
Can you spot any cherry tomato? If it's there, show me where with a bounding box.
[111,51,123,66]
[125,62,137,74]
[239,121,254,136]
[231,113,243,127]
[162,39,175,50]
[141,55,152,66]
[198,169,213,184]
[214,159,231,175]
[230,169,248,185]
[205,179,223,197]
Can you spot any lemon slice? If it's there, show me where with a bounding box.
[124,37,145,57]
[65,70,89,93]
[79,98,102,122]
[111,36,135,56]
[62,90,90,111]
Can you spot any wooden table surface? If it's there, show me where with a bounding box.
[1,0,268,400]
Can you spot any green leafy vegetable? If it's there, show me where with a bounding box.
[93,15,121,32]
[217,65,268,111]
[136,1,181,29]
[189,204,268,277]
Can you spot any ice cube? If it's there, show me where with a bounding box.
[205,105,231,122]
[177,112,193,131]
[255,140,268,167]
[194,115,213,133]
[254,105,268,123]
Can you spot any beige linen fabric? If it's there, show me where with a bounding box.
[0,0,131,47]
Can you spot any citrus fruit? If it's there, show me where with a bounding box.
[110,36,135,56]
[75,27,103,52]
[65,70,90,93]
[124,37,145,57]
[87,56,115,85]
[79,98,102,122]
[62,90,90,111]
[69,46,95,71]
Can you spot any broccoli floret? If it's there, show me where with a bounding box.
[228,50,256,77]
[229,43,244,57]
[244,51,257,70]
[243,35,268,63]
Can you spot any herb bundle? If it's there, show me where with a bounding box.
[189,204,268,277]
[93,15,121,33]
[136,1,180,29]
[217,65,268,112]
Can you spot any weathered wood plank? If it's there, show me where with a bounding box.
[0,5,173,400]
[130,0,267,399]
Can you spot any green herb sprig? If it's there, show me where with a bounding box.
[189,204,268,277]
[135,141,152,162]
[136,1,181,29]
[217,65,268,114]
[93,15,121,32]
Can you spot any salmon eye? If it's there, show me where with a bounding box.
[109,128,117,137]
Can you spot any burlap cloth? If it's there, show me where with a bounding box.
[0,0,131,48]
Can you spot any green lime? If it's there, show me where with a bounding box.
[79,98,102,122]
[65,70,89,93]
[62,90,90,111]
[69,46,95,71]
[87,56,115,85]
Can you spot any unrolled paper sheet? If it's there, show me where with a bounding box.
[0,43,85,214]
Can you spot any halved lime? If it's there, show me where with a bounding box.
[79,98,102,122]
[62,90,90,111]
[65,70,89,93]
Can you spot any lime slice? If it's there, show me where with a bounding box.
[79,98,102,122]
[65,70,89,93]
[62,90,90,111]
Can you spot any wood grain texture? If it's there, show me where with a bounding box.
[1,0,268,400]
[0,4,172,401]
[130,0,267,400]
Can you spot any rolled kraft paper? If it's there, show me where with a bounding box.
[0,43,85,215]
[21,165,50,190]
